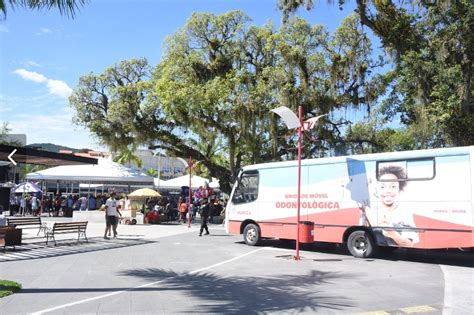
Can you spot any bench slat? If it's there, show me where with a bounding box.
[8,220,39,224]
[6,217,46,237]
[46,221,88,246]
[7,217,42,227]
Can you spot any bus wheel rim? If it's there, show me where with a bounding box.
[247,228,256,241]
[354,235,367,253]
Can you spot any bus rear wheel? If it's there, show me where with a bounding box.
[243,223,260,246]
[347,230,377,258]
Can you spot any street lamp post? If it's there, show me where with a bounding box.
[295,105,303,260]
[188,157,193,228]
[271,105,326,261]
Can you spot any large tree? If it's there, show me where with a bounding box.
[145,11,277,190]
[70,58,152,152]
[70,11,388,192]
[278,0,474,147]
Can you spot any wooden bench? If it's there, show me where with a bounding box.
[0,227,22,251]
[7,216,47,236]
[46,221,88,246]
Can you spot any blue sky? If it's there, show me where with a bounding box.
[0,0,356,150]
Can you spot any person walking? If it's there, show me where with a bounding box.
[79,195,88,211]
[179,200,188,223]
[20,195,26,216]
[104,193,122,239]
[31,194,39,216]
[198,198,210,237]
[0,207,6,226]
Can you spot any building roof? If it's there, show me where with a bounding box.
[0,144,98,167]
[26,157,153,184]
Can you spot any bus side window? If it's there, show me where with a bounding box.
[232,171,259,205]
[376,158,435,182]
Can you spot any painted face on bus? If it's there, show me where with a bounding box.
[378,173,400,208]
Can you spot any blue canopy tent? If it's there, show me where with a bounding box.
[14,182,42,194]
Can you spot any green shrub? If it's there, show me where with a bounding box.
[0,280,22,298]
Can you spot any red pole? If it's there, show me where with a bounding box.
[295,105,302,261]
[188,157,192,228]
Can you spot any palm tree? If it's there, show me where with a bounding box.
[114,144,143,169]
[0,121,11,144]
[1,0,88,19]
[0,121,22,145]
[146,168,158,177]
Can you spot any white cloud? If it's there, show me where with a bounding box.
[8,108,105,150]
[47,79,73,99]
[35,28,52,36]
[13,68,72,99]
[0,25,9,33]
[14,69,47,83]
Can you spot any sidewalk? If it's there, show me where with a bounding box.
[30,214,207,241]
[1,213,224,262]
[0,216,230,314]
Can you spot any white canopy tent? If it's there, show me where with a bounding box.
[26,158,154,188]
[159,175,219,190]
[153,177,166,188]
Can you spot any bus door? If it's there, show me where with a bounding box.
[227,170,259,233]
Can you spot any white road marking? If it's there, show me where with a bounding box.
[440,264,474,315]
[441,265,454,315]
[31,247,266,314]
[189,247,265,274]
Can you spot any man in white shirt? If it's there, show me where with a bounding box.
[104,192,122,239]
[79,195,88,211]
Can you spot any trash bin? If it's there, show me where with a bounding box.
[64,208,73,217]
[299,221,314,243]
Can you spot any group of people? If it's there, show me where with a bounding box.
[176,196,225,236]
[9,194,41,216]
[9,193,115,217]
[7,185,227,240]
[98,190,226,238]
[196,197,228,236]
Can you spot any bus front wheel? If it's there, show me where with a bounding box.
[347,230,377,258]
[243,223,260,246]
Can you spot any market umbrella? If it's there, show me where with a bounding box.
[128,188,161,199]
[14,182,42,194]
[128,188,161,219]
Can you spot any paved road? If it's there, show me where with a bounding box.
[0,218,472,314]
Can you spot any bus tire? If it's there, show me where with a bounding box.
[243,223,260,246]
[347,230,377,258]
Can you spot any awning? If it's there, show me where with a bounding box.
[0,144,98,166]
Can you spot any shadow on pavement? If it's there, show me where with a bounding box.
[117,268,355,314]
[246,239,474,267]
[0,237,157,262]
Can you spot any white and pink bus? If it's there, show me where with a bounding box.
[225,146,474,257]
